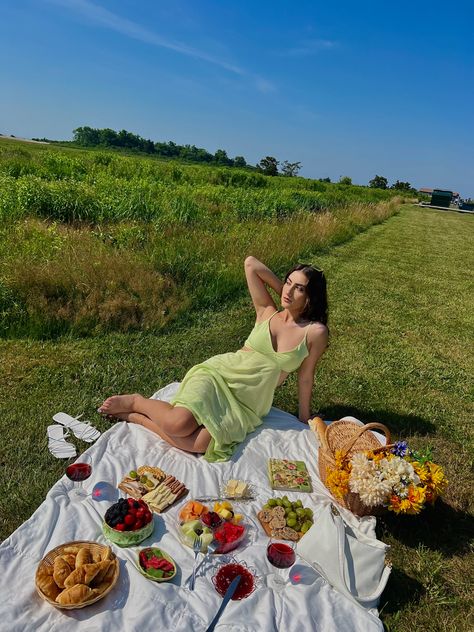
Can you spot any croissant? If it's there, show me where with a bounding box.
[60,554,77,568]
[91,581,110,596]
[56,583,94,605]
[53,556,73,589]
[62,545,81,555]
[82,562,102,585]
[102,561,116,584]
[37,568,61,600]
[90,560,112,586]
[64,566,87,588]
[75,547,93,568]
[101,546,112,562]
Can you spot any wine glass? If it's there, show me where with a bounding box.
[66,454,92,502]
[266,538,297,591]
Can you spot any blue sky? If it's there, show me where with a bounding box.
[1,0,473,195]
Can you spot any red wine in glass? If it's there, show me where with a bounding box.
[267,539,296,589]
[66,455,92,501]
[267,542,296,568]
[66,463,92,482]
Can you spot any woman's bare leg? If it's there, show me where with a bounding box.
[121,412,211,454]
[99,393,199,438]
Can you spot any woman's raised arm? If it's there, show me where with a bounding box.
[244,256,283,319]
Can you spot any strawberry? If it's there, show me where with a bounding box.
[144,510,152,523]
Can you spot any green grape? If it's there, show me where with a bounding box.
[296,508,306,518]
[282,500,292,508]
[262,504,271,511]
[284,507,292,516]
[267,499,277,507]
[293,522,302,532]
[294,499,303,508]
[286,518,297,527]
[305,508,313,519]
[287,511,297,520]
[129,470,138,479]
[282,495,289,503]
[140,475,148,484]
[275,499,284,506]
[301,521,312,534]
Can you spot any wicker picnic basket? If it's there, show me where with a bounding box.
[35,540,119,609]
[310,417,392,516]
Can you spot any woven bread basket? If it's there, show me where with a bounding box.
[35,540,119,609]
[310,417,392,516]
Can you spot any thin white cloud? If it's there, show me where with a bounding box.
[284,38,339,57]
[48,0,274,92]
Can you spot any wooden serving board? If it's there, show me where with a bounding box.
[257,511,303,542]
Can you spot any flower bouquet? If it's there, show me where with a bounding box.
[326,441,448,515]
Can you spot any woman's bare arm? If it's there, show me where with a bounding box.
[244,256,283,319]
[297,324,328,422]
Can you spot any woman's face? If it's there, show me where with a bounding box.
[281,271,309,314]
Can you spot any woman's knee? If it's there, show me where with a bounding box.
[160,407,198,437]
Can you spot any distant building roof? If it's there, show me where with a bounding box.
[419,187,459,196]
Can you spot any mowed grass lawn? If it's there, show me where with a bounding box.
[1,206,473,630]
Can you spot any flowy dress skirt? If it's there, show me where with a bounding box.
[170,350,281,462]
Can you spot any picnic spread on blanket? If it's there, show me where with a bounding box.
[0,385,447,632]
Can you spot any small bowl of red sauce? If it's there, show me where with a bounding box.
[212,558,258,600]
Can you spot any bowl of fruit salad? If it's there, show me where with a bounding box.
[137,547,177,582]
[103,498,154,547]
[177,499,247,554]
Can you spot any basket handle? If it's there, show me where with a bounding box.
[340,422,391,458]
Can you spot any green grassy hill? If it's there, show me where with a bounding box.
[0,137,409,338]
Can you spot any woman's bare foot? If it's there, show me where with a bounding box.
[98,394,139,415]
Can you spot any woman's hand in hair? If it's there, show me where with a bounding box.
[244,256,282,319]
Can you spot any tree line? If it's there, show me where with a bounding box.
[71,126,248,167]
[368,174,414,191]
[35,127,414,187]
[69,127,305,176]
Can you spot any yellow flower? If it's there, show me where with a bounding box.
[425,462,448,498]
[389,486,425,515]
[326,468,350,499]
[371,451,386,463]
[412,461,430,484]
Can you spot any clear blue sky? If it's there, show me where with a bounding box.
[1,0,473,195]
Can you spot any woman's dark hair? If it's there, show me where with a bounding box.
[284,263,328,326]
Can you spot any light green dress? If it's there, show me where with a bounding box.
[170,311,310,462]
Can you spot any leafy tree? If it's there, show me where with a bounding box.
[257,156,279,176]
[233,156,247,168]
[320,177,331,183]
[369,175,388,189]
[281,160,302,177]
[339,176,352,185]
[73,126,101,145]
[392,180,412,191]
[214,149,233,166]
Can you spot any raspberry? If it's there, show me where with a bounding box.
[115,523,125,531]
[124,514,135,526]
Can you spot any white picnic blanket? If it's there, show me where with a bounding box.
[0,384,384,632]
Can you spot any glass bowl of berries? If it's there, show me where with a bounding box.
[103,498,154,547]
[211,557,259,600]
